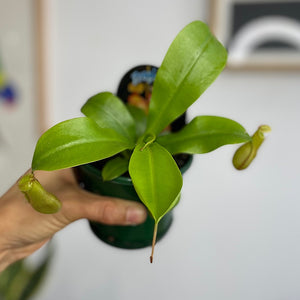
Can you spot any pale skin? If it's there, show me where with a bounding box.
[0,168,147,272]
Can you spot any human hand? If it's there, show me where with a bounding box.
[0,168,147,272]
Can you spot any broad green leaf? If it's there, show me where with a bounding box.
[157,116,251,155]
[102,156,129,181]
[126,104,147,138]
[0,246,53,300]
[146,21,227,135]
[129,141,182,222]
[0,261,30,300]
[0,260,25,296]
[32,117,133,171]
[164,192,181,215]
[19,249,52,300]
[81,92,136,142]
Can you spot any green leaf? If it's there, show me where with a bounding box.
[32,117,134,171]
[146,21,227,135]
[1,261,30,300]
[0,260,25,296]
[0,245,53,300]
[126,104,147,138]
[102,156,129,181]
[19,250,53,300]
[157,116,251,154]
[81,92,136,142]
[129,141,182,222]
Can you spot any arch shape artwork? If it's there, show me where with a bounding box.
[228,16,300,67]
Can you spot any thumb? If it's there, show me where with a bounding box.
[62,188,148,226]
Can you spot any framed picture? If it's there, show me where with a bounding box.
[210,0,300,69]
[0,0,41,192]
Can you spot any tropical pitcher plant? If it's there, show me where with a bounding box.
[18,21,270,263]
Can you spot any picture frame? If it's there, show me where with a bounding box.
[210,0,300,69]
[0,0,42,192]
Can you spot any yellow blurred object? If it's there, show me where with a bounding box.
[128,94,149,112]
[128,82,146,94]
[0,72,6,88]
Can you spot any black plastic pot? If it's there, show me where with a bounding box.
[74,155,193,249]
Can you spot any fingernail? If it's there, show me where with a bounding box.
[126,207,147,225]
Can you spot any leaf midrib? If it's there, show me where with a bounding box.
[92,102,133,141]
[160,131,251,147]
[35,137,127,163]
[148,34,213,134]
[147,146,158,220]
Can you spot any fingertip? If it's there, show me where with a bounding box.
[72,191,148,226]
[125,205,148,225]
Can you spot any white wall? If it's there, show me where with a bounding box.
[45,0,208,125]
[2,0,300,299]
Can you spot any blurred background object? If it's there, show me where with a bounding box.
[211,0,300,69]
[1,0,300,300]
[0,245,52,300]
[0,61,17,107]
[0,0,38,194]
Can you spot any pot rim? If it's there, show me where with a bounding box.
[79,154,193,186]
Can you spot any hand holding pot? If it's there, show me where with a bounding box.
[0,168,147,272]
